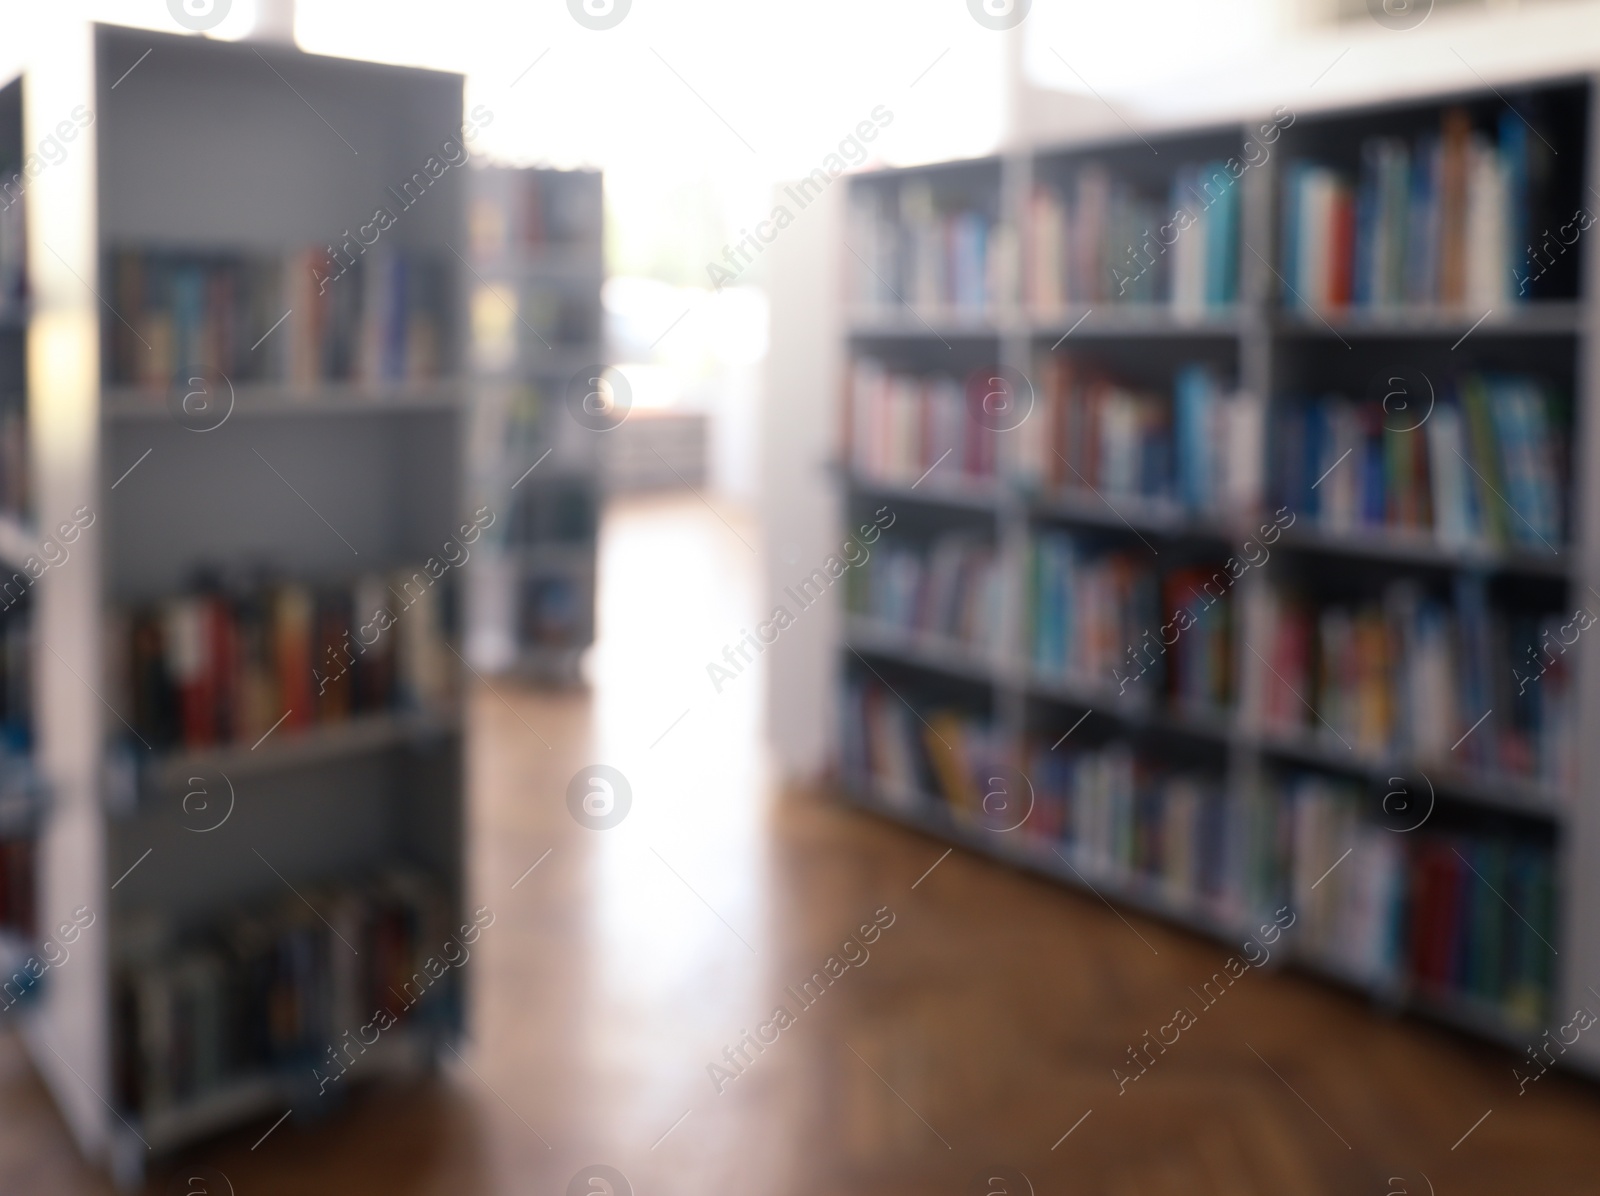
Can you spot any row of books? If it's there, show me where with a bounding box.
[114,870,452,1116]
[848,359,998,486]
[1272,374,1567,552]
[1281,109,1537,310]
[1024,162,1240,310]
[844,534,1003,655]
[468,171,602,257]
[0,837,32,936]
[848,183,1003,313]
[0,605,28,751]
[106,249,448,391]
[1242,578,1575,789]
[116,570,452,753]
[1019,357,1264,515]
[842,683,1553,1022]
[1289,772,1551,1021]
[1032,535,1234,711]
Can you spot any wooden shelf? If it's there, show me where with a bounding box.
[1248,728,1567,821]
[1274,302,1583,337]
[843,617,998,686]
[134,709,461,796]
[1028,305,1242,338]
[102,381,467,420]
[1276,525,1569,578]
[842,472,1005,514]
[847,308,1002,338]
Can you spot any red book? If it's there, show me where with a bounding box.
[273,585,314,733]
[1330,188,1356,308]
[206,594,240,744]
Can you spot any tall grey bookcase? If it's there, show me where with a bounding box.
[12,21,470,1183]
[837,74,1600,1074]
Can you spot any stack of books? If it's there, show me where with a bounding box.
[1281,108,1536,310]
[1407,828,1554,1022]
[469,171,601,256]
[1031,739,1241,906]
[113,870,452,1117]
[1025,161,1240,310]
[1284,769,1552,1021]
[845,682,1555,1024]
[1032,534,1234,711]
[116,570,452,753]
[846,533,1001,654]
[848,181,1002,313]
[106,249,448,391]
[1241,578,1576,789]
[0,605,28,751]
[849,359,997,487]
[1286,772,1406,984]
[841,682,1002,815]
[1022,357,1263,516]
[1272,373,1567,552]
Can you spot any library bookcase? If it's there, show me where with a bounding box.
[9,21,471,1184]
[837,74,1600,1073]
[465,166,602,683]
[0,71,47,1043]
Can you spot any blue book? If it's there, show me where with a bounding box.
[1499,111,1530,301]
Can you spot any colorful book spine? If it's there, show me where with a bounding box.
[849,359,997,486]
[1024,160,1239,311]
[120,569,452,753]
[107,248,447,390]
[849,181,1001,312]
[114,870,451,1116]
[1239,577,1576,789]
[1284,106,1535,310]
[847,533,1001,654]
[1270,374,1566,552]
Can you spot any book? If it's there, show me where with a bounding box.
[114,869,451,1116]
[1270,373,1566,553]
[1283,107,1535,311]
[106,247,448,391]
[1239,576,1576,789]
[119,569,452,754]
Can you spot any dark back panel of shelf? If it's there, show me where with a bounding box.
[94,25,464,254]
[103,408,462,598]
[849,155,1002,217]
[0,77,20,169]
[1273,331,1579,396]
[107,749,406,925]
[1034,124,1247,196]
[1038,336,1241,390]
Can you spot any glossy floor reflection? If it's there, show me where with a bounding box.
[4,493,1600,1194]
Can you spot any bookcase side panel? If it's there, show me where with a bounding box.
[22,17,110,1159]
[1559,74,1600,1074]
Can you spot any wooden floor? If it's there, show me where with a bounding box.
[3,494,1599,1194]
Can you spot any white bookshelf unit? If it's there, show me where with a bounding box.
[13,22,471,1183]
[837,75,1600,1072]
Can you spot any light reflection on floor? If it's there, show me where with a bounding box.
[575,490,775,1164]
